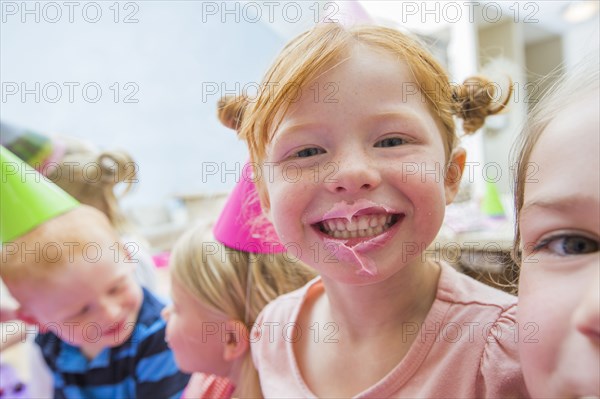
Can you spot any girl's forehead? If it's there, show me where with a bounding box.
[533,92,599,161]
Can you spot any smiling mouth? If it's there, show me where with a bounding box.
[314,213,402,239]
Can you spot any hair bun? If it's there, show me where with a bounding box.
[452,75,512,134]
[97,150,136,196]
[217,95,248,132]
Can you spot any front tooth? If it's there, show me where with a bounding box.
[347,219,358,231]
[358,217,369,230]
[367,227,374,235]
[369,217,379,228]
[350,230,358,238]
[342,231,350,239]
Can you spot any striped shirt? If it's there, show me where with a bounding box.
[36,288,190,398]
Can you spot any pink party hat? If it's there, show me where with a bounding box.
[213,162,285,254]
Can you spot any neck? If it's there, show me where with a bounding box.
[228,358,243,388]
[320,259,440,340]
[229,355,262,398]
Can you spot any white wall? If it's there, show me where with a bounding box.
[1,1,312,210]
[563,14,600,69]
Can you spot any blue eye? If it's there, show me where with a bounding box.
[295,147,325,158]
[375,137,406,148]
[534,235,599,256]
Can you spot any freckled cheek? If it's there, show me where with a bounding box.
[411,189,446,220]
[268,184,308,230]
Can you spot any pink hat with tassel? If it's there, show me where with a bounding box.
[213,162,285,254]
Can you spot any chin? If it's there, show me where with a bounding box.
[172,355,195,374]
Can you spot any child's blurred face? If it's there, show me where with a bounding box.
[263,45,462,283]
[518,90,599,398]
[162,277,231,375]
[16,252,143,355]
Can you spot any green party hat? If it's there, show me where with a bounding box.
[481,180,505,218]
[1,146,79,244]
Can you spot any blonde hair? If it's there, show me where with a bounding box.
[221,23,510,209]
[1,206,121,283]
[512,55,600,263]
[170,224,316,398]
[45,149,138,234]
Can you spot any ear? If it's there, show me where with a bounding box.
[444,147,467,205]
[222,319,249,362]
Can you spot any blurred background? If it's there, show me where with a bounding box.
[1,2,599,389]
[1,0,599,247]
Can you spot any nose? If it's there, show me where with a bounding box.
[161,305,171,322]
[324,151,382,195]
[573,266,600,342]
[99,297,121,324]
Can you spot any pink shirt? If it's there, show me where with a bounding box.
[251,263,529,398]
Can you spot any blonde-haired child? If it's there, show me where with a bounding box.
[0,125,158,291]
[227,22,528,397]
[162,172,316,398]
[45,147,138,235]
[1,148,190,397]
[513,57,599,398]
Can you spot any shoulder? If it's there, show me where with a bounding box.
[132,289,191,396]
[254,277,319,327]
[129,289,170,357]
[35,332,65,368]
[251,277,319,366]
[433,265,528,397]
[137,287,166,327]
[437,262,517,312]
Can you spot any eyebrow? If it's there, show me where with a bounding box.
[272,122,327,144]
[520,196,599,218]
[366,111,428,132]
[273,110,427,143]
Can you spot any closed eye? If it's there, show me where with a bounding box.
[108,285,120,295]
[374,137,407,148]
[77,305,91,317]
